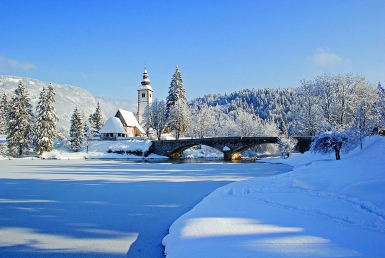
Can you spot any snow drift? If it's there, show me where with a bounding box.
[162,136,385,257]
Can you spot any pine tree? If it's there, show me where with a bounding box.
[7,81,34,157]
[166,65,187,119]
[89,101,105,136]
[69,107,84,152]
[34,83,59,156]
[278,116,288,136]
[0,94,8,135]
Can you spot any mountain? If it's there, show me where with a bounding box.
[0,76,137,133]
[95,96,137,118]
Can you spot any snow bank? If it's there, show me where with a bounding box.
[38,139,168,160]
[163,136,385,257]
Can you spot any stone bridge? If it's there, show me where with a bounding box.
[149,136,312,160]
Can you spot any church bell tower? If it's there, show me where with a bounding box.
[137,66,154,122]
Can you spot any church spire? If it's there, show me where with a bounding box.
[137,66,154,122]
[141,66,150,86]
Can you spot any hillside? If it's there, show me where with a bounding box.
[95,96,137,118]
[0,76,136,132]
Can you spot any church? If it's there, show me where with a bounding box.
[99,67,153,140]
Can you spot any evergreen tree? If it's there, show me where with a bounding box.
[7,81,34,157]
[69,107,84,152]
[89,101,105,136]
[278,116,288,136]
[0,94,8,135]
[34,83,59,156]
[166,65,187,119]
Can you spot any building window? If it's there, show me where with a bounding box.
[142,93,145,98]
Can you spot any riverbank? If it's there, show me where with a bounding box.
[162,135,385,257]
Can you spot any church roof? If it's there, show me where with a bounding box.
[137,85,154,91]
[137,67,154,92]
[115,109,146,134]
[99,117,126,134]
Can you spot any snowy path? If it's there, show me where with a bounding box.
[0,159,291,257]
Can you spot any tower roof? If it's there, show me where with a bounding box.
[137,66,154,92]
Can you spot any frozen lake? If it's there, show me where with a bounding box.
[0,159,292,257]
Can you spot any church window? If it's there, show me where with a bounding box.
[142,93,145,98]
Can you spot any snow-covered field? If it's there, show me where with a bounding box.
[0,149,291,257]
[1,136,384,257]
[163,135,385,257]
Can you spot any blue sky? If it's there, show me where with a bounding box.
[1,0,384,101]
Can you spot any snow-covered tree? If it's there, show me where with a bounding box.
[168,100,191,140]
[89,101,105,136]
[83,121,91,153]
[142,98,167,140]
[278,136,298,158]
[315,73,336,125]
[293,79,321,136]
[7,81,34,157]
[233,109,264,136]
[375,82,385,129]
[69,107,84,152]
[34,84,59,156]
[278,116,288,136]
[261,118,280,136]
[310,129,358,160]
[352,102,371,149]
[189,103,217,138]
[56,126,68,141]
[0,94,8,135]
[166,66,187,119]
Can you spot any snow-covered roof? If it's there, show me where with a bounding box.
[137,85,154,91]
[99,117,126,134]
[116,109,146,134]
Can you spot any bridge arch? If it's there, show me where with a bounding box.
[150,137,312,160]
[167,143,226,159]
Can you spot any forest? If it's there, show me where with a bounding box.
[1,71,385,159]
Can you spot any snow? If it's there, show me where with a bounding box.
[137,85,154,91]
[41,139,159,160]
[7,77,20,83]
[1,134,384,256]
[162,135,385,257]
[0,152,291,257]
[117,109,145,134]
[99,117,126,134]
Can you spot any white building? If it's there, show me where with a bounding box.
[99,109,146,140]
[137,67,154,123]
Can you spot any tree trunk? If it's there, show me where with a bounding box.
[334,144,342,160]
[335,149,340,160]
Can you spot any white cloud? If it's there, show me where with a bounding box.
[7,58,37,70]
[308,48,348,66]
[0,56,37,71]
